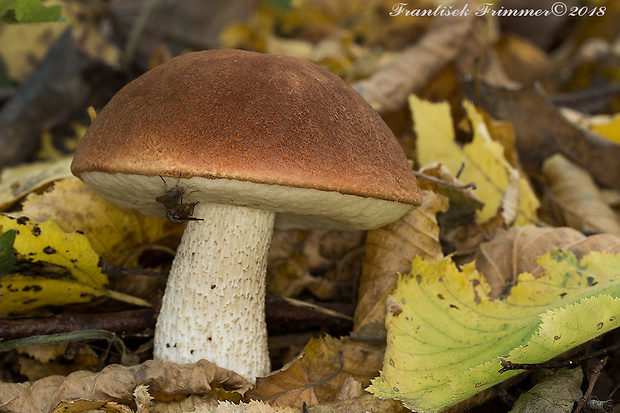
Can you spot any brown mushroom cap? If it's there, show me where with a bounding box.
[71,49,421,229]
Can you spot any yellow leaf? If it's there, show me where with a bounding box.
[369,251,620,412]
[591,113,620,144]
[413,95,539,225]
[0,21,68,82]
[0,214,108,313]
[0,156,74,212]
[18,179,182,262]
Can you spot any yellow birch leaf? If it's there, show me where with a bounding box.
[0,214,108,313]
[368,251,620,412]
[413,95,539,225]
[17,179,182,261]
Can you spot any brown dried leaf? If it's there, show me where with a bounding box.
[352,0,475,114]
[51,399,134,413]
[0,359,247,413]
[475,226,620,299]
[303,336,385,402]
[247,356,319,408]
[196,400,297,412]
[542,154,620,236]
[353,190,448,331]
[248,335,384,407]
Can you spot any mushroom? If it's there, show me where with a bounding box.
[71,49,422,381]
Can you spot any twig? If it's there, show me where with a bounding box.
[413,170,477,191]
[574,357,607,413]
[498,341,620,373]
[120,0,159,71]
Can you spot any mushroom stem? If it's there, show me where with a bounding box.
[153,202,275,381]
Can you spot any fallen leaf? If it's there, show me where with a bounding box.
[0,156,74,211]
[590,113,620,143]
[196,400,297,412]
[475,226,620,299]
[303,336,385,402]
[0,359,247,413]
[17,179,182,262]
[0,214,109,313]
[509,368,583,413]
[248,356,319,407]
[368,251,620,412]
[249,335,385,406]
[353,190,448,331]
[51,399,134,413]
[542,154,620,236]
[494,34,552,85]
[413,95,539,226]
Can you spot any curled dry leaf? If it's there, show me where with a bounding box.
[475,225,620,299]
[542,154,620,236]
[51,399,134,413]
[353,190,448,331]
[0,359,247,413]
[351,0,475,114]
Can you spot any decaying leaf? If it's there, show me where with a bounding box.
[0,359,247,413]
[248,335,385,408]
[413,95,540,226]
[475,226,620,299]
[368,251,620,412]
[248,356,319,408]
[0,214,109,313]
[51,399,134,413]
[353,190,448,332]
[509,368,583,413]
[196,400,298,412]
[542,154,620,236]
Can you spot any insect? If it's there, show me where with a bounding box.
[166,201,204,224]
[156,174,197,210]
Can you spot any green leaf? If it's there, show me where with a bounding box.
[0,0,66,24]
[368,251,620,412]
[0,229,17,277]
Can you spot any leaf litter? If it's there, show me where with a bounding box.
[2,0,620,412]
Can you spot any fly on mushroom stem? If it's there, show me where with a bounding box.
[167,201,204,224]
